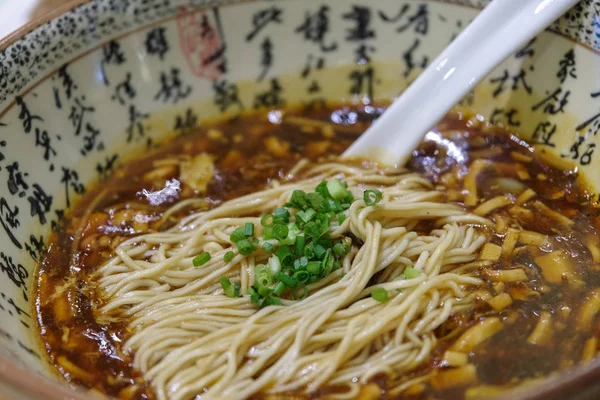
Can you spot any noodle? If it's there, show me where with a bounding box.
[96,161,490,400]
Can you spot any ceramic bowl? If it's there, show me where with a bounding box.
[2,0,600,399]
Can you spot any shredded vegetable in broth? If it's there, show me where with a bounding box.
[34,104,600,400]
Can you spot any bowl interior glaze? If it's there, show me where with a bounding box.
[1,0,600,398]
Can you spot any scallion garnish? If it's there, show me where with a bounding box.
[222,178,364,308]
[220,277,240,298]
[404,266,421,279]
[244,222,255,237]
[363,189,383,206]
[371,287,389,302]
[193,252,211,267]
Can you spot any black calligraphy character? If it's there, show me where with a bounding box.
[81,123,101,155]
[154,68,192,103]
[174,108,198,135]
[68,97,95,136]
[515,38,536,58]
[51,209,65,232]
[301,55,325,79]
[402,39,428,78]
[60,167,85,207]
[531,88,570,115]
[15,96,42,134]
[343,6,375,41]
[490,69,532,97]
[34,128,57,161]
[511,69,532,94]
[28,184,52,225]
[96,154,119,179]
[254,78,285,109]
[258,37,273,81]
[557,49,576,83]
[100,40,126,85]
[0,253,27,300]
[355,44,376,65]
[53,64,76,109]
[126,105,149,142]
[112,72,136,105]
[6,162,28,197]
[349,67,374,99]
[563,137,595,165]
[490,70,509,97]
[0,198,21,249]
[145,27,169,60]
[296,6,337,52]
[397,5,429,35]
[213,80,244,112]
[25,235,46,262]
[246,7,283,42]
[490,108,520,127]
[17,341,39,358]
[531,121,557,148]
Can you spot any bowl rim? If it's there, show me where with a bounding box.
[0,0,89,52]
[0,1,599,399]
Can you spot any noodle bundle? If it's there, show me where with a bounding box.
[96,161,491,400]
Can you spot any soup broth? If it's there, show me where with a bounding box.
[34,104,600,399]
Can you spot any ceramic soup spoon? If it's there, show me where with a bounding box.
[343,0,580,166]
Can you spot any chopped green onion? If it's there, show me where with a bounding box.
[306,261,321,275]
[256,268,273,288]
[262,242,274,253]
[291,190,308,209]
[364,189,383,206]
[193,252,211,267]
[267,255,282,275]
[294,270,310,284]
[273,207,290,222]
[333,242,349,258]
[275,245,293,266]
[307,192,325,210]
[264,295,281,306]
[224,251,234,262]
[314,244,326,259]
[294,235,306,255]
[258,285,272,297]
[261,214,274,227]
[404,266,421,279]
[276,272,298,288]
[237,239,256,256]
[263,227,273,240]
[303,242,315,259]
[244,222,255,237]
[281,222,301,245]
[338,213,346,224]
[327,179,349,201]
[248,287,259,303]
[292,284,308,300]
[273,223,289,241]
[273,281,286,296]
[322,248,334,276]
[220,277,240,298]
[371,287,389,302]
[230,227,246,243]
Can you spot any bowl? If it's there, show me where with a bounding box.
[1,0,600,399]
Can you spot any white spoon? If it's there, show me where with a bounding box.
[343,0,580,166]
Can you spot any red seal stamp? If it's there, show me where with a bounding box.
[177,7,224,80]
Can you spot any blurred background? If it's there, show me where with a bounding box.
[0,0,66,39]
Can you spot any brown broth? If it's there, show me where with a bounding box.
[34,104,600,400]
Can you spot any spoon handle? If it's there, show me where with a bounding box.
[343,0,580,166]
